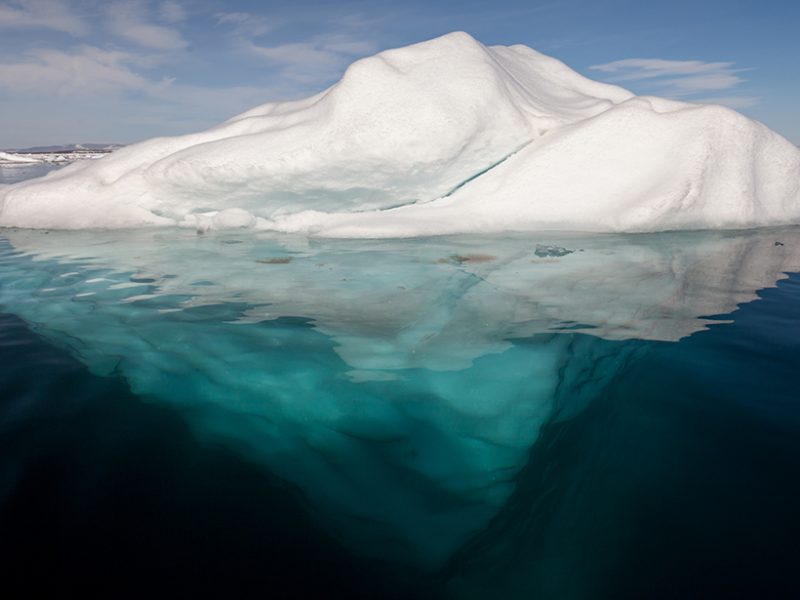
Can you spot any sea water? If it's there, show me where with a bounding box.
[0,161,63,185]
[1,166,799,598]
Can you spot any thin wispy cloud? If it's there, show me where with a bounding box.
[107,0,188,51]
[217,10,379,87]
[590,58,742,82]
[0,45,159,95]
[245,34,377,83]
[0,41,284,134]
[589,57,755,107]
[0,0,88,36]
[215,11,275,38]
[158,0,185,24]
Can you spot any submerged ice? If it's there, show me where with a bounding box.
[1,228,799,567]
[1,32,799,234]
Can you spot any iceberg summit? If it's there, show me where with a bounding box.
[1,31,798,235]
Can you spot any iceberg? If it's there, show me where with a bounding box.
[1,227,799,567]
[1,31,797,233]
[2,29,800,573]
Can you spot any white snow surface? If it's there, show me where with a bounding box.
[1,31,798,234]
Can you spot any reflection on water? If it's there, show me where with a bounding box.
[1,226,799,578]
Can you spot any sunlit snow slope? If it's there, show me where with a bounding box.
[1,32,798,234]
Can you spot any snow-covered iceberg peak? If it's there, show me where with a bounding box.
[1,31,798,234]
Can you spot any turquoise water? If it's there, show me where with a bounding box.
[1,165,800,597]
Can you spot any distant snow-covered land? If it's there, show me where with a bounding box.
[10,144,123,153]
[0,145,120,166]
[0,32,798,234]
[0,152,42,165]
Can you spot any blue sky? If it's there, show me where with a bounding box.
[1,0,798,148]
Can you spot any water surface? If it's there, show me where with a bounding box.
[0,161,64,184]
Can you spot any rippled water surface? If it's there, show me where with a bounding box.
[1,167,799,598]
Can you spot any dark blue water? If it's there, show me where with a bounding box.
[2,165,800,598]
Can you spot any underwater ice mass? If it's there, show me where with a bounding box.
[1,31,799,234]
[1,32,800,572]
[1,228,799,567]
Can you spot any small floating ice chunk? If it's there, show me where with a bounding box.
[534,244,574,258]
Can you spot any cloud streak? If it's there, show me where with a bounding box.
[245,34,377,83]
[588,56,758,111]
[0,42,287,122]
[107,0,188,50]
[0,0,88,36]
[158,0,185,24]
[591,58,741,80]
[0,45,154,95]
[589,57,754,107]
[214,9,380,87]
[215,11,275,38]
